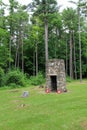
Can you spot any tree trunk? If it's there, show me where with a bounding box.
[21,36,24,73]
[36,42,38,76]
[44,18,48,62]
[69,31,73,79]
[33,51,35,76]
[15,43,18,68]
[66,37,68,75]
[44,17,48,82]
[15,32,19,68]
[73,31,77,79]
[9,39,11,71]
[17,30,21,69]
[78,5,82,82]
[9,0,14,70]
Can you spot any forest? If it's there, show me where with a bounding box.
[0,0,87,87]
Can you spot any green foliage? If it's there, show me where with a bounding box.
[0,67,4,87]
[0,29,9,69]
[32,0,57,17]
[62,8,78,30]
[66,75,73,82]
[0,0,87,80]
[29,72,45,86]
[5,69,26,87]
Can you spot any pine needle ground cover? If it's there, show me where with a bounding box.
[0,81,87,130]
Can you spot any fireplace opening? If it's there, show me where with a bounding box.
[50,76,57,92]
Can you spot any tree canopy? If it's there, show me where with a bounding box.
[0,0,87,80]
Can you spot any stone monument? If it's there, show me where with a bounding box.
[22,91,29,97]
[46,59,66,92]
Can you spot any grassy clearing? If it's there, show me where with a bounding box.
[0,80,87,130]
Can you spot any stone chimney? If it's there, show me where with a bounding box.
[46,59,66,92]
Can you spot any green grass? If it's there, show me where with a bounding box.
[0,80,87,130]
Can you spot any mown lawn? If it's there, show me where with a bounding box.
[0,80,87,130]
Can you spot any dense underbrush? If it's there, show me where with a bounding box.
[0,68,45,88]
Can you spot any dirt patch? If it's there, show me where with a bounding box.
[8,89,19,93]
[18,104,26,108]
[12,100,21,103]
[38,90,45,94]
[39,85,44,88]
[80,121,87,130]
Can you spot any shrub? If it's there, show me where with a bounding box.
[29,72,45,86]
[66,75,72,82]
[5,69,26,87]
[0,67,4,87]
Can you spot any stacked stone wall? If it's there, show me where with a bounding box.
[46,59,66,92]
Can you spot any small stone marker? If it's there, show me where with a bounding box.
[22,91,29,97]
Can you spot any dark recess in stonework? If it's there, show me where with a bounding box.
[50,76,57,92]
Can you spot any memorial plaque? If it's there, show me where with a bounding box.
[22,91,29,97]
